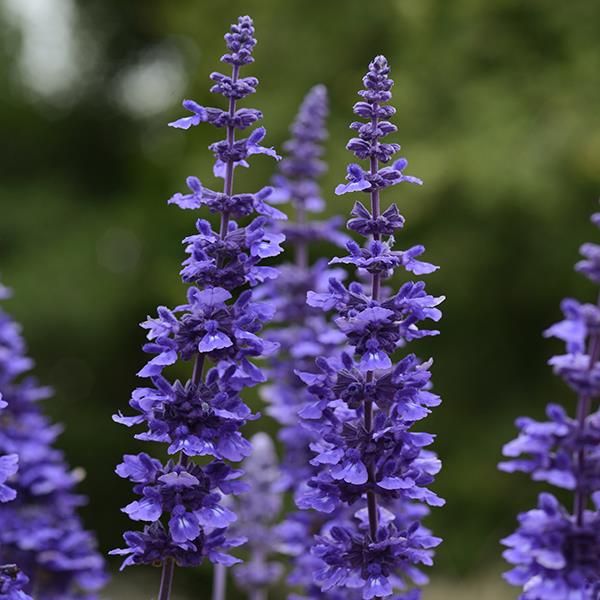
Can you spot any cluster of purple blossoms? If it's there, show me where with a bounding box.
[259,84,348,494]
[294,56,444,599]
[500,212,600,598]
[0,393,18,505]
[256,84,353,598]
[0,563,31,600]
[0,283,106,599]
[111,16,284,598]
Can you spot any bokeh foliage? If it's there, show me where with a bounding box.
[1,0,600,595]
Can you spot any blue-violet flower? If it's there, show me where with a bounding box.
[256,85,361,598]
[111,16,283,599]
[296,56,444,599]
[0,283,106,599]
[500,211,600,598]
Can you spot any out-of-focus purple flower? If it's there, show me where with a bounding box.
[254,86,354,598]
[0,452,17,503]
[500,211,600,597]
[0,564,31,600]
[296,56,443,598]
[231,433,284,595]
[0,394,18,504]
[0,285,107,599]
[258,85,348,483]
[113,15,283,595]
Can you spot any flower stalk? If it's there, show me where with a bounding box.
[111,16,285,599]
[500,212,600,597]
[297,56,444,600]
[0,282,106,599]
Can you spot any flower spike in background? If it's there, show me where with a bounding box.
[255,84,355,599]
[111,15,284,600]
[0,283,107,600]
[231,433,283,598]
[296,56,444,599]
[500,209,600,598]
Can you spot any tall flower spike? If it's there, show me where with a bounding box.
[296,56,444,599]
[255,85,355,598]
[500,210,600,598]
[260,84,348,488]
[111,16,284,600]
[0,284,107,599]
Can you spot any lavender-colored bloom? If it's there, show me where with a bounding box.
[258,84,348,490]
[231,433,283,596]
[0,394,18,504]
[0,452,17,503]
[278,504,431,600]
[254,86,361,598]
[500,211,600,597]
[112,16,283,596]
[0,564,31,600]
[112,522,244,570]
[0,394,29,600]
[295,56,443,599]
[0,285,107,599]
[502,493,600,599]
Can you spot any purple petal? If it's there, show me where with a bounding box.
[168,115,201,130]
[335,180,371,195]
[169,508,200,543]
[198,331,233,352]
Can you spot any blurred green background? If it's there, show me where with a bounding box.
[1,0,599,597]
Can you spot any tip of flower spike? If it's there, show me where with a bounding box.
[0,281,12,300]
[222,15,257,66]
[304,84,328,109]
[371,55,389,72]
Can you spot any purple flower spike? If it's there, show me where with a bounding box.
[113,15,284,599]
[253,85,360,598]
[500,209,600,597]
[294,57,443,599]
[0,285,107,599]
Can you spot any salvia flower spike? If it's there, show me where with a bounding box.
[111,15,284,600]
[500,210,600,598]
[259,84,348,493]
[0,283,107,599]
[257,84,354,598]
[296,56,444,599]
